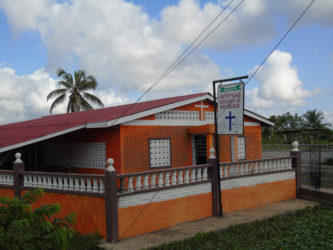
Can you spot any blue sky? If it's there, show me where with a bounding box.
[0,0,332,125]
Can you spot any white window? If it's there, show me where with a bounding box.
[149,139,171,168]
[237,137,246,160]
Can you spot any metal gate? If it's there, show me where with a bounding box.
[309,145,321,190]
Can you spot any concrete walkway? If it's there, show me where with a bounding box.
[100,199,317,250]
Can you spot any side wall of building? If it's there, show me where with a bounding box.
[120,125,193,173]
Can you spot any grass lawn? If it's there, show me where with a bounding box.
[146,205,333,250]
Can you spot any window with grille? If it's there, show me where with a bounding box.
[193,135,207,165]
[149,139,171,168]
[237,137,246,160]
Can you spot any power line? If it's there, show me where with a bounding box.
[245,0,315,86]
[217,0,315,122]
[156,0,244,85]
[110,0,244,127]
[156,0,235,84]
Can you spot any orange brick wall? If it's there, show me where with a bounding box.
[120,125,193,173]
[244,126,261,160]
[219,135,232,162]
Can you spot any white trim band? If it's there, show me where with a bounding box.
[118,183,211,208]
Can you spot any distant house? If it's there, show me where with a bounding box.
[0,93,273,173]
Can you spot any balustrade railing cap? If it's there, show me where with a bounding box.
[209,147,216,159]
[106,158,115,171]
[14,152,23,164]
[291,141,299,152]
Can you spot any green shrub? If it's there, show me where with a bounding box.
[0,188,76,250]
[68,231,104,250]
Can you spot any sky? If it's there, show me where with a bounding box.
[0,0,332,125]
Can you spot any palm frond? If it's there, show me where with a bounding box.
[83,92,104,107]
[78,80,97,92]
[47,88,67,101]
[50,93,66,114]
[78,94,94,111]
[74,70,86,88]
[57,68,73,86]
[57,80,72,89]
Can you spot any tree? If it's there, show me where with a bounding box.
[47,68,104,113]
[303,109,331,129]
[0,188,76,249]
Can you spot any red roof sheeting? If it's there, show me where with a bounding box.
[0,93,209,152]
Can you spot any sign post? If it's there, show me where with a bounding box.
[212,75,248,217]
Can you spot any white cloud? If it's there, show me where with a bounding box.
[323,110,333,127]
[273,0,333,27]
[0,0,278,99]
[0,67,128,124]
[0,67,56,123]
[159,0,276,51]
[0,0,331,124]
[246,50,321,110]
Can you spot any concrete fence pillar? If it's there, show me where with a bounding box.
[105,158,119,242]
[13,152,25,198]
[290,141,301,197]
[208,147,221,216]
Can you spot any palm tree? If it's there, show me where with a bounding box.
[303,109,331,129]
[47,68,104,113]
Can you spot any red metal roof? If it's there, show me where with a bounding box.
[0,93,209,152]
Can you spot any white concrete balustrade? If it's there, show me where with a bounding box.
[220,157,292,178]
[23,174,105,193]
[119,166,209,193]
[0,173,14,185]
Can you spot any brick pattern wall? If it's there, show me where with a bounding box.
[244,126,261,160]
[120,125,193,173]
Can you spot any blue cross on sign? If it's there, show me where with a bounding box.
[225,111,236,131]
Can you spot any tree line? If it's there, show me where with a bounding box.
[263,110,333,144]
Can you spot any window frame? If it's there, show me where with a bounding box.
[237,136,246,160]
[149,138,172,169]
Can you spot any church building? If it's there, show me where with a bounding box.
[0,93,273,174]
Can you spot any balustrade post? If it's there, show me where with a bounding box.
[290,141,301,197]
[13,153,25,198]
[105,158,119,242]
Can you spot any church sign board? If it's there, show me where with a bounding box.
[217,82,244,135]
